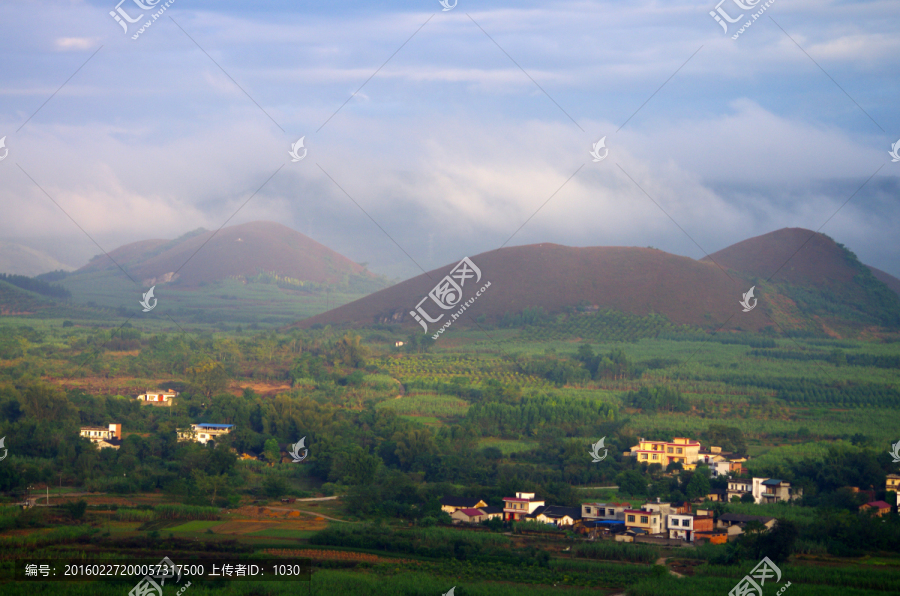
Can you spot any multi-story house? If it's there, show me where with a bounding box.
[79,423,122,450]
[886,474,900,493]
[727,479,753,502]
[624,508,663,535]
[752,478,801,504]
[667,511,714,542]
[582,502,630,521]
[177,423,234,445]
[629,437,701,467]
[502,492,545,521]
[641,501,675,518]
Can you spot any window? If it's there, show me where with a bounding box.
[641,454,648,460]
[683,519,690,527]
[627,515,635,522]
[667,447,673,453]
[585,507,591,514]
[677,448,683,454]
[641,516,649,524]
[598,508,605,516]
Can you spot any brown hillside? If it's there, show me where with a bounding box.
[297,244,766,331]
[702,227,856,286]
[81,222,371,287]
[79,238,168,273]
[869,266,900,297]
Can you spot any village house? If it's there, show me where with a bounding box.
[479,506,504,520]
[859,501,892,517]
[641,500,676,518]
[887,474,900,493]
[752,478,801,504]
[582,502,630,521]
[716,513,776,538]
[136,390,176,406]
[727,479,753,502]
[529,505,582,527]
[440,497,488,515]
[177,423,234,445]
[502,492,545,521]
[694,529,729,544]
[705,489,728,502]
[667,510,714,542]
[451,508,487,524]
[624,507,663,535]
[628,437,701,467]
[79,423,122,450]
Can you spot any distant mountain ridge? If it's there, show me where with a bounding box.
[78,221,381,288]
[297,228,900,335]
[0,242,75,277]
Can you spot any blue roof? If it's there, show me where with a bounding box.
[762,478,782,485]
[196,423,233,428]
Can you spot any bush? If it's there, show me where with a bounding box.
[61,500,87,520]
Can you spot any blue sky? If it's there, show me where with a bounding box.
[1,0,898,279]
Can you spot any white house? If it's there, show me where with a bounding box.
[136,390,176,406]
[752,478,801,504]
[178,423,234,445]
[727,479,753,501]
[79,424,122,450]
[502,492,545,521]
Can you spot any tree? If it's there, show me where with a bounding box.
[616,470,647,497]
[61,499,87,520]
[263,438,280,464]
[262,476,288,498]
[686,469,711,501]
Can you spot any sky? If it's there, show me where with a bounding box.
[0,0,898,281]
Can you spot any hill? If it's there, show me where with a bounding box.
[0,242,75,277]
[297,228,900,335]
[78,221,378,288]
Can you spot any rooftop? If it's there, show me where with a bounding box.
[719,513,775,523]
[862,501,892,509]
[440,497,485,508]
[195,423,234,429]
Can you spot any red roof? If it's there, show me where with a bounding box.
[863,501,892,509]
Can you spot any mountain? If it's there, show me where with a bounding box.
[297,228,900,334]
[0,242,75,277]
[78,221,379,288]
